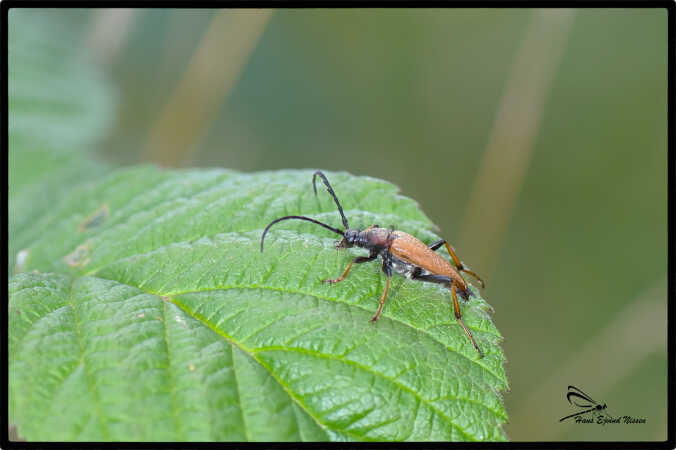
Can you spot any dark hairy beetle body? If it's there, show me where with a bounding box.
[260,171,487,358]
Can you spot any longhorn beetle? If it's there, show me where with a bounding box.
[260,171,487,358]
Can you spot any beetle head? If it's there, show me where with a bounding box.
[336,229,361,249]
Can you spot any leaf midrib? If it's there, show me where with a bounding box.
[167,294,478,441]
[123,278,502,383]
[167,294,358,442]
[91,271,505,425]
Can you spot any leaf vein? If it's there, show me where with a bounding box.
[167,296,359,442]
[160,298,183,439]
[64,278,110,439]
[230,345,251,441]
[255,346,494,436]
[158,284,503,383]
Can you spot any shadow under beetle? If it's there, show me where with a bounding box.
[260,171,487,358]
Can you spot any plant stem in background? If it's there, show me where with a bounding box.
[141,9,273,167]
[459,9,575,279]
[85,9,138,66]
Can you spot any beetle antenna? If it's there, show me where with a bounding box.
[260,215,345,252]
[312,171,350,230]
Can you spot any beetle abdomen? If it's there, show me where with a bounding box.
[389,231,467,289]
[390,254,430,279]
[390,232,452,273]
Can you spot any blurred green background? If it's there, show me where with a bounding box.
[9,8,667,441]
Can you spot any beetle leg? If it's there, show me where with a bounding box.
[370,257,393,322]
[451,282,484,358]
[322,253,377,284]
[428,239,485,289]
[428,239,445,251]
[411,272,483,358]
[370,275,392,323]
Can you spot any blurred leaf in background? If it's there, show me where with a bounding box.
[8,9,114,270]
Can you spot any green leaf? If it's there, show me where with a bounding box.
[9,167,508,441]
[8,10,115,271]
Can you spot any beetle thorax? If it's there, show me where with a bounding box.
[364,227,392,248]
